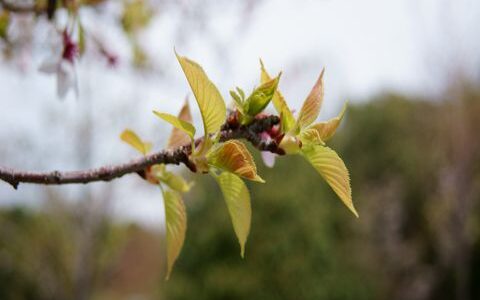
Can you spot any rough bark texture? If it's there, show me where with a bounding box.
[0,115,280,189]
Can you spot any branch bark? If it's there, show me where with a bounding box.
[0,0,108,14]
[0,0,40,14]
[0,115,280,189]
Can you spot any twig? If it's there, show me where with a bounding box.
[0,115,280,189]
[0,0,40,14]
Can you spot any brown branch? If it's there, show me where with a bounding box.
[0,0,109,14]
[0,0,40,14]
[0,115,281,189]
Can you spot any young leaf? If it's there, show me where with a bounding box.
[162,189,187,279]
[260,59,295,132]
[78,21,86,56]
[299,127,325,146]
[301,145,358,217]
[189,136,214,174]
[153,111,196,141]
[166,99,194,149]
[0,11,9,40]
[215,172,251,258]
[296,68,325,129]
[230,90,245,115]
[280,108,296,134]
[163,172,193,193]
[207,140,264,183]
[176,52,226,135]
[236,87,246,100]
[244,74,280,116]
[278,133,302,155]
[308,102,347,142]
[151,165,192,193]
[120,129,152,155]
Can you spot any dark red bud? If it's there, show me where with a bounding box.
[107,55,118,67]
[226,111,240,129]
[274,133,285,145]
[255,113,269,120]
[259,131,272,142]
[267,124,280,138]
[144,166,160,184]
[136,170,146,179]
[62,30,79,64]
[100,47,119,67]
[276,148,286,155]
[184,160,197,173]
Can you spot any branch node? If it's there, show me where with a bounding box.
[8,179,19,190]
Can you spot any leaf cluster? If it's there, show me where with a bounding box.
[121,53,357,278]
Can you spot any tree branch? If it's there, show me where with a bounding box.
[0,0,108,14]
[0,0,40,14]
[0,115,280,189]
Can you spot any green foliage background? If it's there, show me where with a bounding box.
[1,90,480,299]
[164,89,480,300]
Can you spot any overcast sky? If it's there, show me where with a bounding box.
[0,0,479,227]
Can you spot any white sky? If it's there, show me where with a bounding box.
[0,0,479,227]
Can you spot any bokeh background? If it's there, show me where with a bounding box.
[1,0,480,299]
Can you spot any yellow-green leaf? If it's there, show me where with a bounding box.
[166,99,194,149]
[308,102,347,142]
[190,136,214,174]
[153,111,195,142]
[0,11,10,40]
[215,172,251,258]
[299,127,325,146]
[207,140,264,182]
[260,59,295,132]
[121,0,152,33]
[296,68,325,129]
[230,89,245,114]
[164,173,193,193]
[280,108,296,134]
[120,129,152,155]
[176,52,226,135]
[245,74,280,116]
[78,21,86,55]
[151,165,192,193]
[278,133,302,155]
[301,145,358,217]
[163,189,187,279]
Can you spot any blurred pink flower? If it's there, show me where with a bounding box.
[259,128,279,168]
[261,151,277,168]
[39,30,79,99]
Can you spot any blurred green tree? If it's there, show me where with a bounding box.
[2,90,480,300]
[164,90,480,300]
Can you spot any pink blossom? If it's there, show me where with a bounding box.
[38,30,79,99]
[261,151,277,168]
